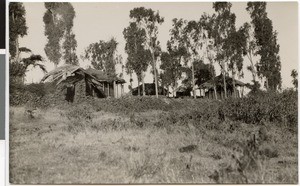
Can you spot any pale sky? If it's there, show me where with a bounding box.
[19,2,298,91]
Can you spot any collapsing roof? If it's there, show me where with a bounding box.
[41,65,126,85]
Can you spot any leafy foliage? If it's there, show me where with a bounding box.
[211,2,236,97]
[9,2,28,58]
[129,7,164,98]
[241,22,260,87]
[84,38,120,78]
[222,89,297,128]
[182,59,215,87]
[123,22,151,85]
[160,51,183,92]
[10,83,47,106]
[43,2,78,66]
[246,2,281,90]
[291,69,298,90]
[10,54,46,86]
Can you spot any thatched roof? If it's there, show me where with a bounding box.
[199,74,245,89]
[41,65,87,85]
[41,65,125,85]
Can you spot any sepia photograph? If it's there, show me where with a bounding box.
[9,1,298,184]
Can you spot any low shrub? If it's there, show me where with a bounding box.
[222,90,297,128]
[12,82,297,129]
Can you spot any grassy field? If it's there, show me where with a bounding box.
[9,96,298,184]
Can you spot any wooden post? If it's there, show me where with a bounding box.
[116,82,118,98]
[192,61,196,99]
[121,84,124,96]
[113,81,116,98]
[107,83,110,97]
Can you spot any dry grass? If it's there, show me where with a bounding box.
[9,106,298,184]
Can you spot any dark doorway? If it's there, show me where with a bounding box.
[66,85,75,102]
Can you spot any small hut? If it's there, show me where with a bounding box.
[41,65,126,102]
[199,74,245,99]
[175,86,191,98]
[131,83,168,96]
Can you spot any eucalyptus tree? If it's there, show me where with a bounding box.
[211,2,236,98]
[83,38,120,78]
[9,2,28,61]
[225,26,247,97]
[199,13,218,99]
[166,18,187,96]
[241,22,260,90]
[125,61,134,94]
[123,22,151,96]
[183,20,208,98]
[160,51,183,97]
[43,2,78,67]
[129,7,164,98]
[247,2,282,91]
[168,18,208,99]
[182,59,214,88]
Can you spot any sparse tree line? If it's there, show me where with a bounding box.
[9,2,297,97]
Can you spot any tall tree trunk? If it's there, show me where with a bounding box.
[151,50,158,98]
[211,66,218,100]
[129,72,133,95]
[162,82,165,96]
[137,78,140,96]
[167,86,170,97]
[211,64,218,100]
[247,51,257,83]
[213,86,217,100]
[265,78,269,91]
[172,86,175,97]
[251,64,256,83]
[15,37,20,62]
[222,60,227,99]
[192,61,196,99]
[142,71,145,96]
[232,70,236,98]
[206,41,217,100]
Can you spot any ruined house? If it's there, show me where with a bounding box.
[41,65,126,102]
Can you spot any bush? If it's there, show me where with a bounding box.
[221,90,297,128]
[10,83,47,106]
[11,83,297,129]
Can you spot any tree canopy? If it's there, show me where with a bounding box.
[84,38,120,78]
[247,2,281,90]
[9,2,28,59]
[123,22,151,83]
[43,2,78,66]
[129,7,164,98]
